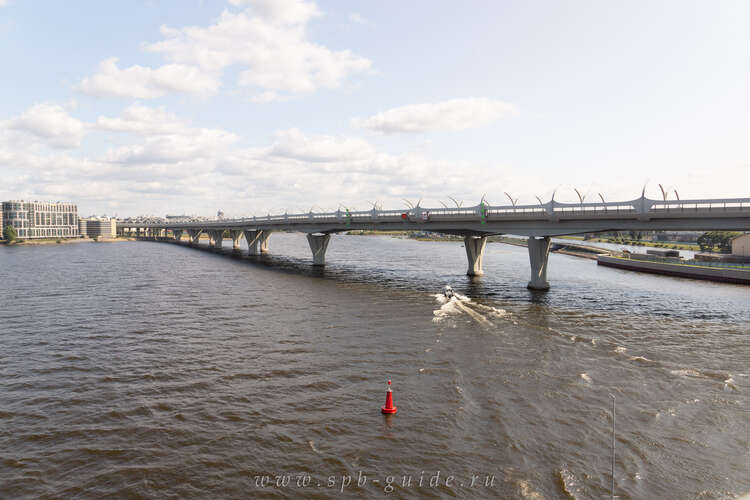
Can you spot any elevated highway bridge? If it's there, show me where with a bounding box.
[117,195,750,290]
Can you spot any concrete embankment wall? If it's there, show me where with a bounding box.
[597,255,750,285]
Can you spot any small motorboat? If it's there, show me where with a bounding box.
[443,286,454,299]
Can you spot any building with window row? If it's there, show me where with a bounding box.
[1,200,79,239]
[78,217,117,239]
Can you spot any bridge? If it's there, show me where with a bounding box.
[117,195,750,290]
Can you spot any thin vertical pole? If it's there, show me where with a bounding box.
[610,394,616,500]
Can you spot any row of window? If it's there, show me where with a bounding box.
[10,228,78,238]
[0,220,78,229]
[2,203,77,212]
[3,211,76,219]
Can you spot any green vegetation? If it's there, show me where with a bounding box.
[489,235,527,246]
[697,231,740,253]
[412,234,462,242]
[584,236,700,251]
[3,225,17,243]
[346,230,410,236]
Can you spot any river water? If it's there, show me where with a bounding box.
[1,235,748,499]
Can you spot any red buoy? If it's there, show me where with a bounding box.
[381,380,397,414]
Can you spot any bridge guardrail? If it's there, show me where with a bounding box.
[117,196,750,227]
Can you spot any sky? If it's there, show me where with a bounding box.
[1,0,749,217]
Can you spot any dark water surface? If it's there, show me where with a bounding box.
[1,235,749,499]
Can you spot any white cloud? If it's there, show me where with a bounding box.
[10,102,739,217]
[349,13,366,25]
[4,112,749,216]
[353,97,515,134]
[4,103,86,148]
[267,128,375,162]
[96,103,191,135]
[0,101,473,214]
[95,104,238,163]
[77,57,220,99]
[78,1,371,100]
[104,129,238,164]
[229,0,321,25]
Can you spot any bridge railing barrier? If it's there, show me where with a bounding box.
[650,200,747,212]
[117,196,750,228]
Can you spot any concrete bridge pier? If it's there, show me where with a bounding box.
[243,230,271,255]
[173,229,183,242]
[209,230,223,250]
[527,236,551,290]
[187,229,202,245]
[243,230,261,255]
[464,235,488,276]
[306,233,331,266]
[259,231,271,253]
[230,230,242,250]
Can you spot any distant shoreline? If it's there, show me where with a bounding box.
[1,237,135,246]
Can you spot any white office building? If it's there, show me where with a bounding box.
[79,217,117,239]
[1,200,79,239]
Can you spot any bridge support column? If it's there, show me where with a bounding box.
[527,236,551,290]
[188,229,202,245]
[209,230,223,250]
[243,230,270,255]
[259,231,271,253]
[306,233,331,266]
[464,235,488,276]
[230,230,243,250]
[173,229,183,241]
[243,230,261,255]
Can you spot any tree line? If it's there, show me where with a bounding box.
[697,231,741,253]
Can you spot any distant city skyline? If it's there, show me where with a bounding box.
[1,0,749,217]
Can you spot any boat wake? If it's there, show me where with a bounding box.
[432,290,507,327]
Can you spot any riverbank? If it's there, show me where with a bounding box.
[1,237,135,246]
[557,235,700,251]
[490,235,611,260]
[598,254,750,285]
